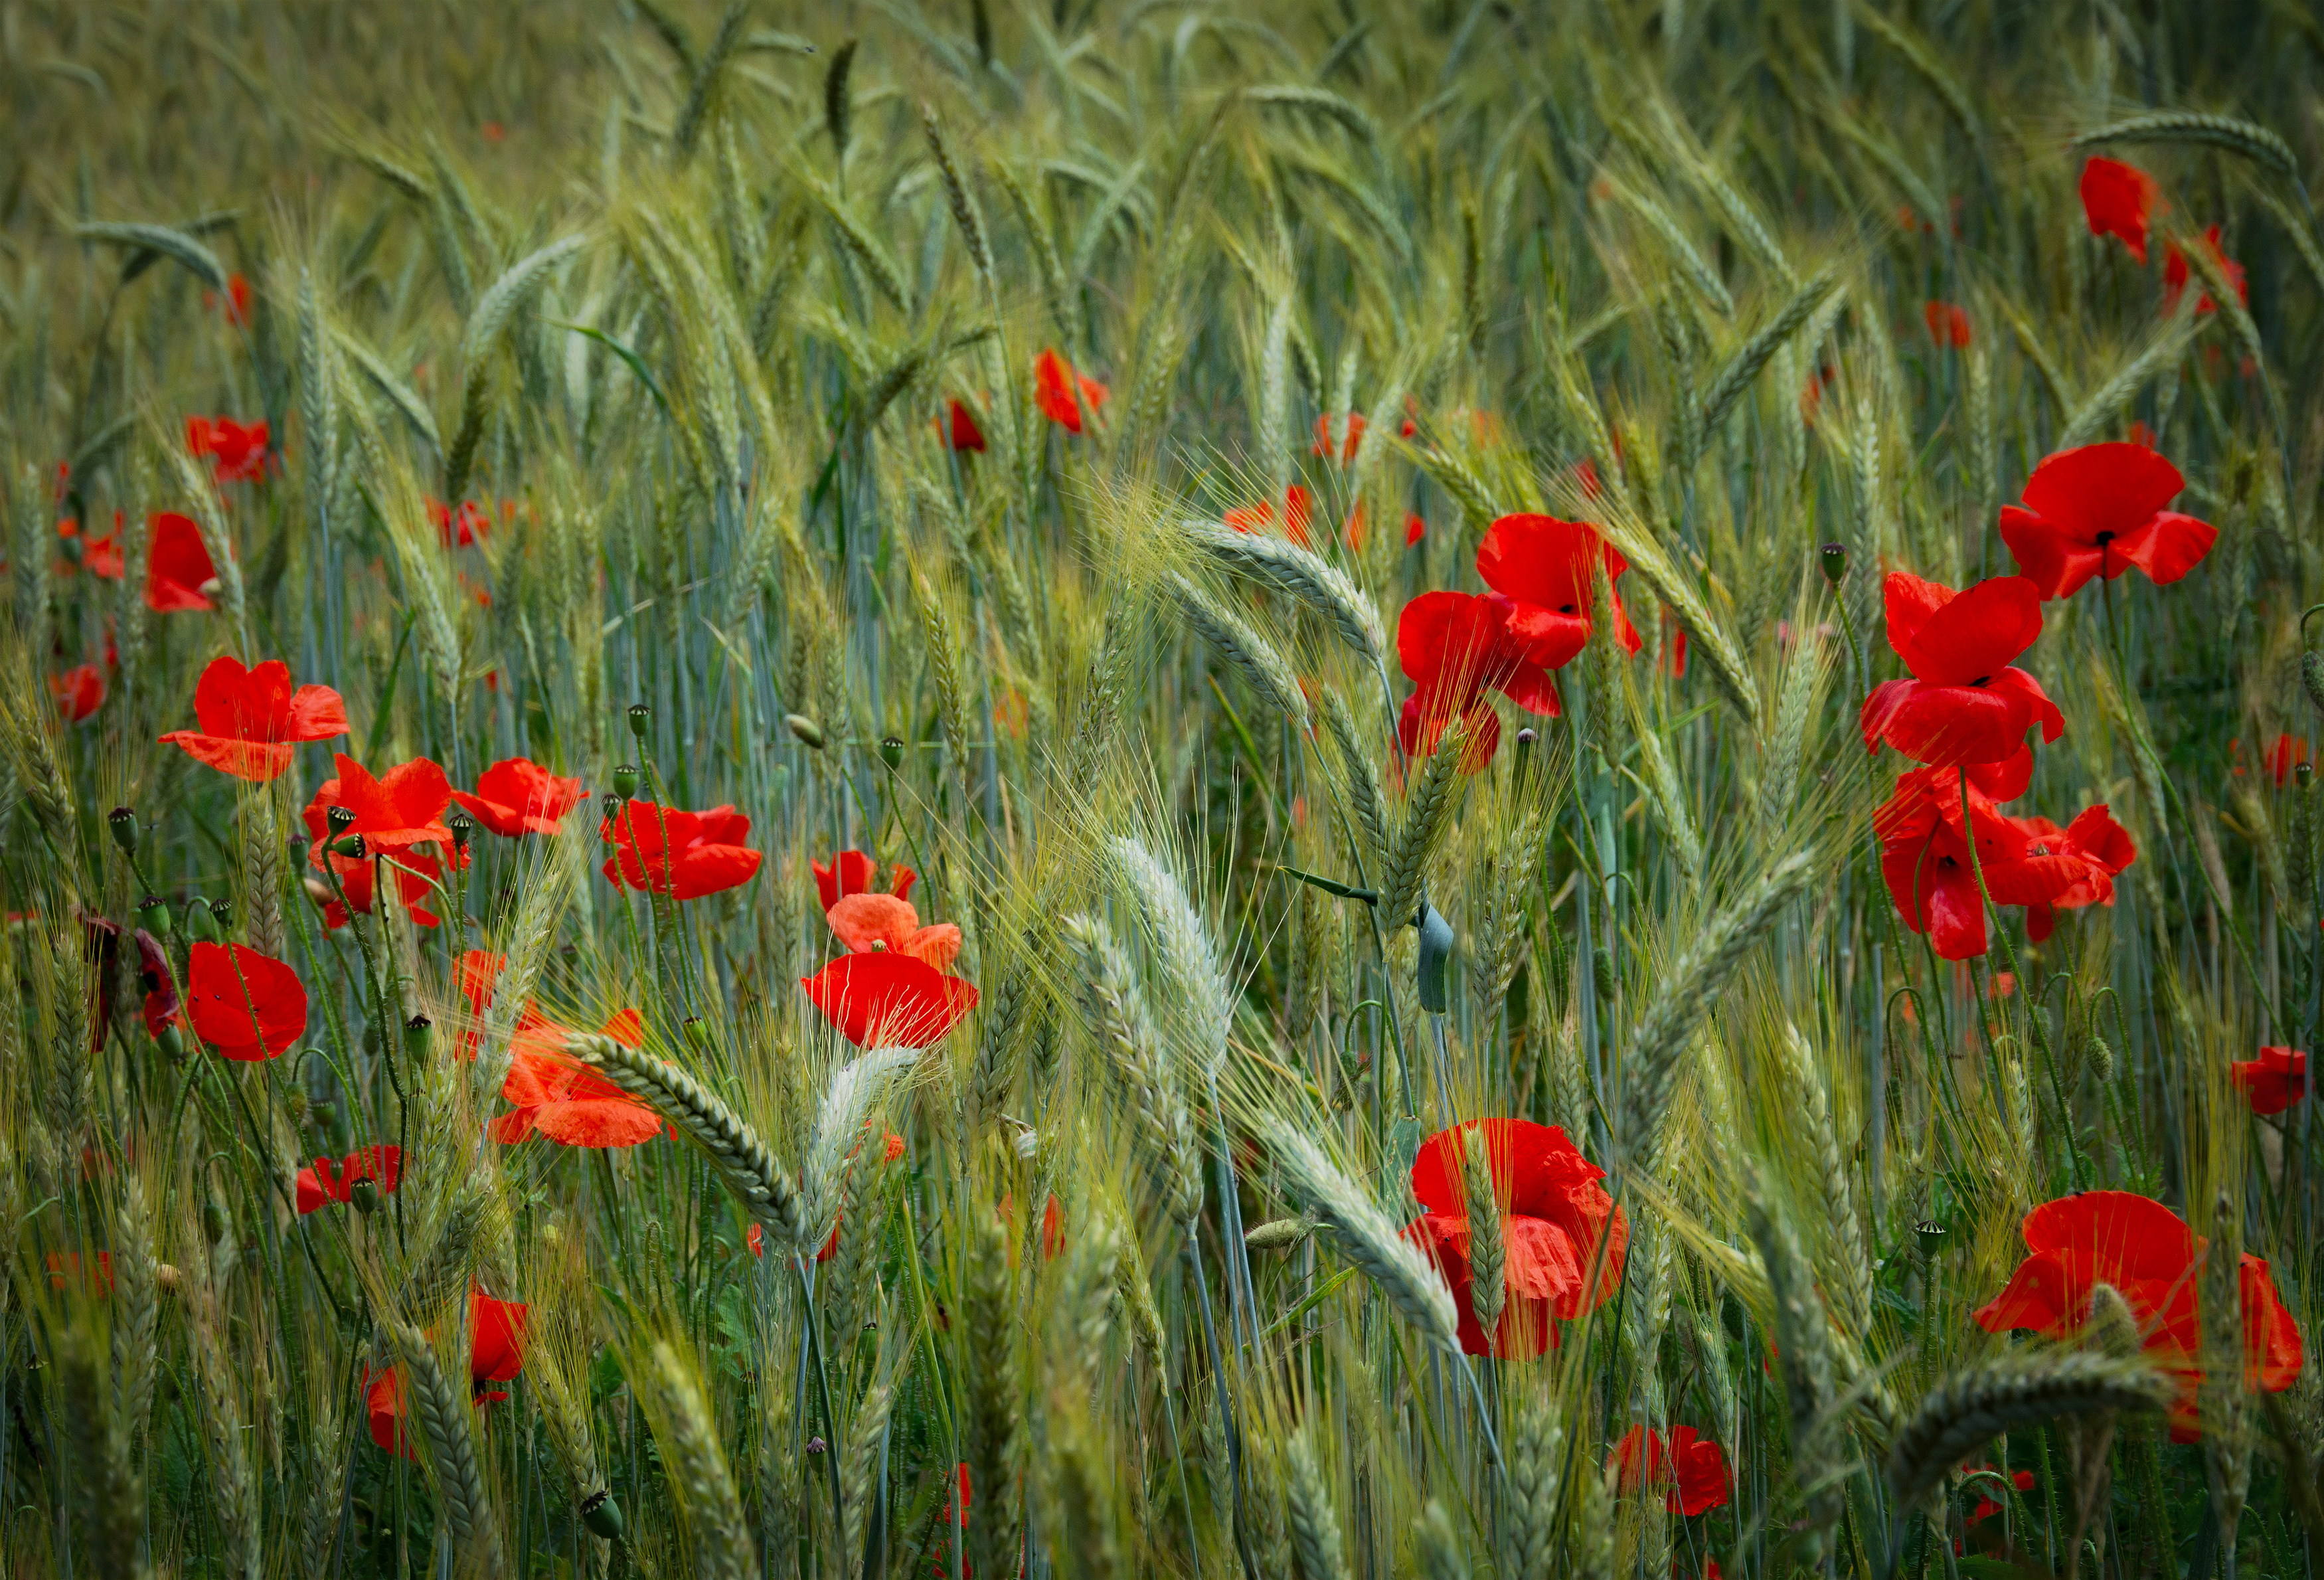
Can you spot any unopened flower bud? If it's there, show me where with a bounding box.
[580,1490,625,1540]
[612,764,639,801]
[683,1017,710,1051]
[627,702,652,740]
[1819,542,1847,584]
[1592,944,1616,1006]
[107,807,139,855]
[138,895,171,936]
[349,1178,380,1215]
[879,735,904,770]
[2085,1033,2116,1083]
[786,713,826,750]
[156,1023,185,1061]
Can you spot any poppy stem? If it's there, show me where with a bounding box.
[792,1254,849,1559]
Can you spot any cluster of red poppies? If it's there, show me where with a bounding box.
[2080,157,2248,317]
[937,346,1108,454]
[797,849,980,1048]
[365,1285,531,1460]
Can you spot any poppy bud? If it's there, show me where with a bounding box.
[805,1436,828,1454]
[108,807,139,855]
[579,1490,625,1541]
[301,875,335,909]
[2085,1033,2116,1083]
[156,1023,185,1061]
[331,834,367,859]
[404,1015,432,1060]
[1592,944,1616,1006]
[326,804,358,835]
[786,713,826,750]
[612,764,639,801]
[184,899,220,944]
[1914,1219,1947,1260]
[203,1199,229,1246]
[138,895,171,936]
[1819,543,1847,584]
[1416,903,1454,1013]
[627,702,652,740]
[349,1178,380,1215]
[879,735,904,771]
[448,810,473,852]
[2305,650,2324,718]
[683,1017,710,1051]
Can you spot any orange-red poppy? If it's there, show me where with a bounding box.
[297,1146,403,1214]
[452,757,586,837]
[50,664,105,723]
[159,656,349,782]
[600,802,763,899]
[145,511,219,612]
[2232,1047,2307,1117]
[1860,572,2063,770]
[185,940,308,1060]
[186,416,270,483]
[2163,226,2247,315]
[826,893,963,969]
[800,952,978,1048]
[1997,444,2216,602]
[813,850,916,911]
[1033,349,1107,432]
[2081,157,2163,263]
[490,1009,663,1148]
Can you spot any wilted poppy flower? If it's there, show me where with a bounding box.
[944,398,987,452]
[186,416,270,483]
[1225,485,1315,548]
[1609,1425,1730,1516]
[1312,412,1367,462]
[813,849,916,911]
[297,1146,404,1213]
[2164,226,2248,315]
[1972,1191,2303,1439]
[1476,514,1642,659]
[490,1009,662,1148]
[160,656,349,782]
[1997,444,2216,602]
[1033,348,1107,432]
[801,951,978,1048]
[827,893,963,969]
[50,664,105,723]
[1861,572,2063,769]
[185,940,307,1060]
[1923,301,1971,349]
[2081,158,2163,262]
[600,802,763,899]
[430,497,491,547]
[203,273,253,326]
[303,754,456,859]
[364,1366,414,1459]
[1396,592,1566,770]
[451,756,586,837]
[1402,1118,1627,1357]
[145,511,219,612]
[469,1286,529,1399]
[2232,1046,2308,1117]
[135,929,178,1038]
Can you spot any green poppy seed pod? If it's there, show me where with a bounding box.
[330,834,366,859]
[107,806,139,855]
[184,898,220,944]
[580,1490,625,1541]
[156,1023,185,1061]
[879,735,904,771]
[1592,944,1616,1007]
[600,793,624,828]
[210,898,233,934]
[202,1199,229,1246]
[2305,651,2324,718]
[325,803,358,835]
[349,1178,380,1215]
[2086,1033,2116,1083]
[627,702,652,740]
[362,1022,383,1060]
[1915,1219,1948,1260]
[1416,903,1454,1013]
[683,1017,710,1051]
[138,895,171,937]
[786,713,826,750]
[1819,542,1847,584]
[612,763,639,802]
[448,809,473,853]
[403,1015,432,1060]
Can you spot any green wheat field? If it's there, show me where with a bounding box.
[5,1,2324,1577]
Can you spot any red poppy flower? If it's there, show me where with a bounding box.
[1312,412,1367,462]
[827,893,963,970]
[135,929,178,1038]
[311,848,457,930]
[1860,572,2063,768]
[1963,1466,2037,1527]
[813,850,915,911]
[297,1146,404,1214]
[304,754,456,859]
[1922,302,1971,349]
[1404,513,1426,547]
[186,416,270,483]
[58,513,126,579]
[1572,458,1604,499]
[2232,1046,2308,1117]
[203,274,253,327]
[364,1365,415,1460]
[2080,158,2163,263]
[1402,1119,1627,1357]
[600,802,763,899]
[451,757,586,837]
[944,398,987,453]
[801,951,979,1048]
[490,1010,662,1148]
[1033,349,1108,433]
[1609,1425,1731,1516]
[159,656,349,782]
[1224,485,1316,548]
[469,1286,529,1400]
[1971,1191,2303,1439]
[2258,735,2312,788]
[2164,226,2248,315]
[145,511,219,612]
[430,497,491,547]
[184,940,307,1060]
[45,1252,116,1294]
[1396,591,1569,770]
[50,664,105,723]
[1475,514,1643,659]
[1996,444,2216,601]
